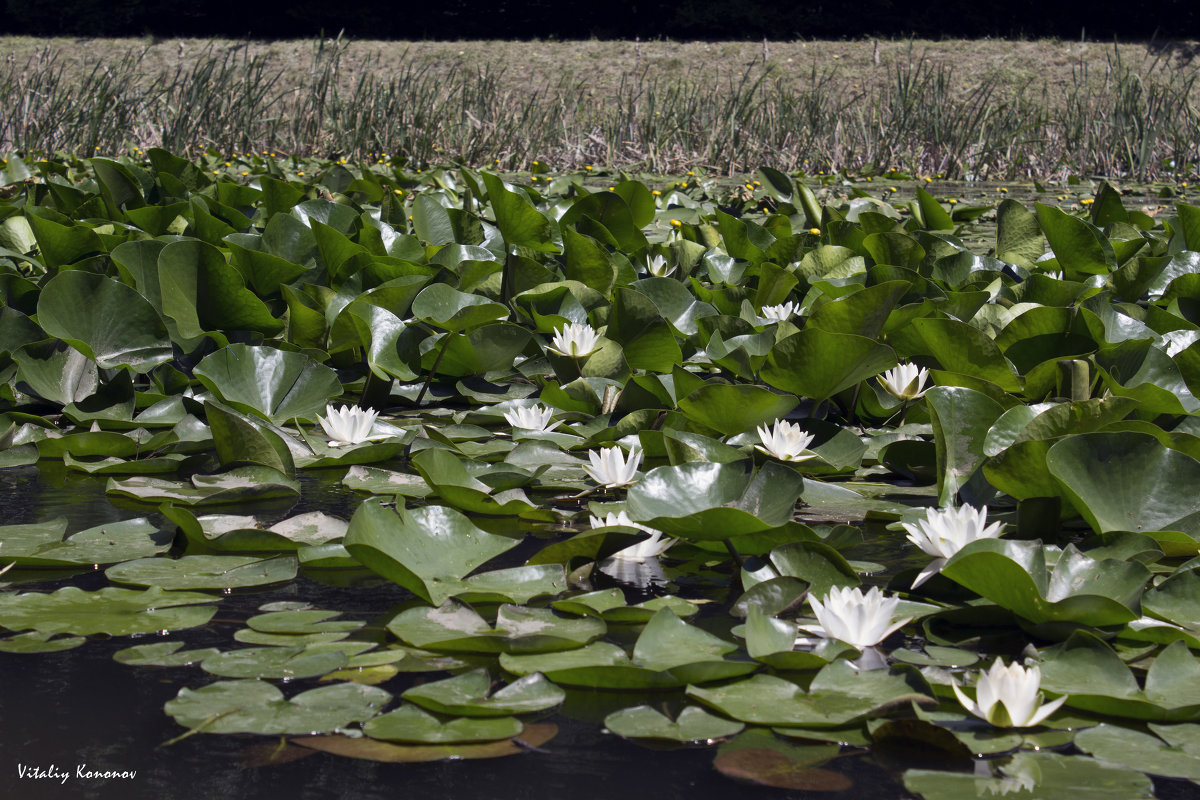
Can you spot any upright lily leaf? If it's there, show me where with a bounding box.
[37,271,172,372]
[761,328,896,401]
[193,344,341,424]
[926,385,1005,505]
[343,502,521,604]
[625,461,803,540]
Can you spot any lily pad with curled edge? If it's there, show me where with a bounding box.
[904,751,1153,800]
[193,344,340,425]
[364,705,522,744]
[939,539,1149,630]
[605,705,744,742]
[294,722,559,762]
[1142,567,1200,631]
[1040,634,1200,721]
[686,661,933,728]
[891,646,980,669]
[552,590,699,624]
[343,502,522,605]
[341,465,432,497]
[164,506,349,553]
[0,631,86,653]
[200,646,348,680]
[164,680,391,735]
[0,586,218,635]
[1047,432,1200,541]
[624,460,803,540]
[0,516,171,567]
[386,601,605,654]
[63,452,186,475]
[410,448,556,521]
[113,641,221,666]
[743,607,852,671]
[106,467,300,507]
[402,670,565,718]
[1075,723,1200,780]
[500,609,757,689]
[105,555,298,590]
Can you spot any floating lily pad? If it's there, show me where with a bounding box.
[201,646,348,679]
[687,661,932,727]
[295,722,558,762]
[344,502,522,604]
[363,704,522,744]
[605,705,744,742]
[0,631,86,653]
[386,601,605,654]
[106,467,300,507]
[113,641,221,666]
[1075,723,1200,780]
[106,555,298,590]
[164,680,390,735]
[904,751,1153,800]
[625,461,803,540]
[402,670,565,717]
[0,586,218,635]
[0,516,171,567]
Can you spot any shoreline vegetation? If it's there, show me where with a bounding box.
[2,36,1198,179]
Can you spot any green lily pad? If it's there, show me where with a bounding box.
[605,705,744,742]
[386,601,605,654]
[402,670,565,717]
[1047,432,1200,540]
[363,705,523,744]
[344,502,522,604]
[106,467,301,506]
[164,679,390,735]
[625,461,803,540]
[687,661,932,727]
[904,751,1152,800]
[0,631,87,653]
[0,516,171,567]
[193,344,341,424]
[201,646,348,679]
[1075,723,1200,780]
[296,722,558,762]
[0,586,218,635]
[940,540,1148,629]
[113,641,221,666]
[106,555,298,590]
[761,328,896,401]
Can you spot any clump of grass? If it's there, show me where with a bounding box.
[0,37,1196,179]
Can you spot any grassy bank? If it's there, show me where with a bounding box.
[2,36,1198,178]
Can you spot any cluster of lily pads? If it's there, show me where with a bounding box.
[4,149,1200,797]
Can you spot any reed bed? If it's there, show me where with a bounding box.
[1,37,1197,179]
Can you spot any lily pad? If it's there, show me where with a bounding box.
[164,680,390,735]
[605,705,744,742]
[402,670,565,717]
[386,601,605,654]
[105,555,298,590]
[0,585,218,635]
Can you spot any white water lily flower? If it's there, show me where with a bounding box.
[758,302,796,323]
[503,404,560,433]
[583,446,643,488]
[804,585,911,649]
[646,254,674,277]
[879,363,930,401]
[548,322,600,358]
[1043,270,1064,281]
[755,419,816,463]
[902,504,1004,589]
[953,659,1067,728]
[318,404,386,447]
[589,511,674,561]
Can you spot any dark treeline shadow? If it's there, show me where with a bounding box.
[3,0,1198,40]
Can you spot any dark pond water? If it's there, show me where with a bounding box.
[0,465,916,800]
[4,465,1200,800]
